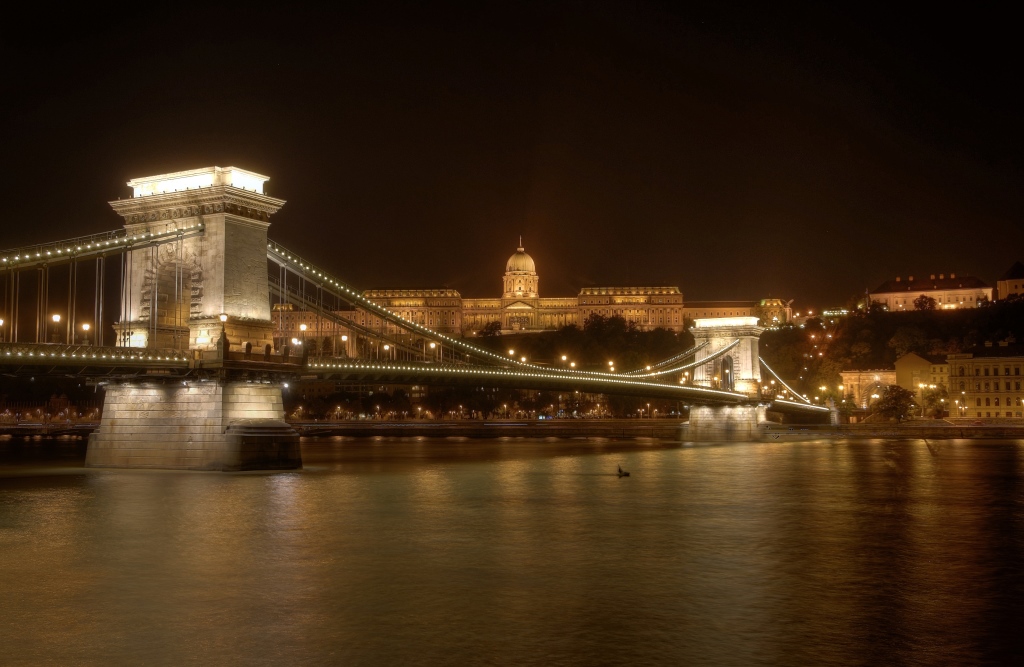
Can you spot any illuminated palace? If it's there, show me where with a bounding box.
[273,242,790,351]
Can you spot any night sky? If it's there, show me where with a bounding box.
[3,3,1021,308]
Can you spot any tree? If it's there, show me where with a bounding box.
[887,326,928,357]
[914,294,937,310]
[920,383,949,418]
[871,385,916,423]
[479,321,502,337]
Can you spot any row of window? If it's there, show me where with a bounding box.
[581,309,682,324]
[976,412,1024,418]
[963,381,1024,391]
[960,366,1022,376]
[976,397,1024,407]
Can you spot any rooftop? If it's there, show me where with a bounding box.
[578,286,681,295]
[126,166,269,197]
[999,261,1024,281]
[871,274,989,293]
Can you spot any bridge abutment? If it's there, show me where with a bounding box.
[86,381,300,471]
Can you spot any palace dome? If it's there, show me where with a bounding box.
[506,245,536,273]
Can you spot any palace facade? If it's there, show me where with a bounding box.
[271,242,792,352]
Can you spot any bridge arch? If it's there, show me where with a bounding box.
[721,355,734,391]
[137,244,202,350]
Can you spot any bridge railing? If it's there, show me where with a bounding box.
[0,342,191,364]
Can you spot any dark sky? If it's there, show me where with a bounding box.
[3,3,1021,308]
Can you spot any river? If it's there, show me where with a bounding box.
[1,436,1022,665]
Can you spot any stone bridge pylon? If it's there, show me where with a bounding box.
[109,166,284,355]
[86,167,300,471]
[686,316,769,439]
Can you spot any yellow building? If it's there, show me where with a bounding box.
[947,340,1024,420]
[894,352,950,404]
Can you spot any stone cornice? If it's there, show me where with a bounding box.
[109,186,285,226]
[692,325,765,338]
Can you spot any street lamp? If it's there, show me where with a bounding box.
[217,313,228,352]
[81,323,91,345]
[51,314,61,343]
[0,318,4,343]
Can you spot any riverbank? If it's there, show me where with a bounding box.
[292,419,1024,441]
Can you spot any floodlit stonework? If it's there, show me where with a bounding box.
[87,167,300,471]
[690,317,764,395]
[109,166,284,353]
[86,382,299,470]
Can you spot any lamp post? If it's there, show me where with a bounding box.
[51,314,61,344]
[80,323,91,346]
[0,318,4,343]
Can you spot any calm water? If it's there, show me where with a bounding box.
[1,436,1023,665]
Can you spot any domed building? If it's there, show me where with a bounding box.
[460,241,577,332]
[334,239,790,340]
[503,242,538,298]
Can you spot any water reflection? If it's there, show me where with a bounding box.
[1,438,1022,664]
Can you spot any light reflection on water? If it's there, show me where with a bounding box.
[1,437,1023,665]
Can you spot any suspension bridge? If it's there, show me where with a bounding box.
[0,166,828,470]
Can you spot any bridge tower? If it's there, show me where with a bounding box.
[86,167,299,471]
[686,316,768,440]
[108,166,283,354]
[689,317,763,395]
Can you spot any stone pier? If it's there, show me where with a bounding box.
[684,404,770,441]
[86,382,300,471]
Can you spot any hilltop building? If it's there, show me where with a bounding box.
[869,273,992,310]
[997,261,1024,301]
